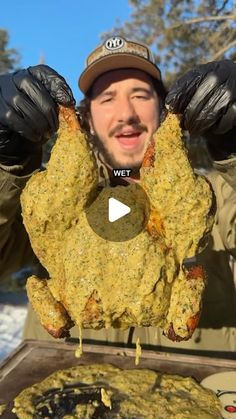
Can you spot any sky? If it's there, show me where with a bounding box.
[1,0,131,102]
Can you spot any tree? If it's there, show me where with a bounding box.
[0,29,20,74]
[104,0,236,87]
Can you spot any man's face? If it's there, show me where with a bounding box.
[88,69,160,171]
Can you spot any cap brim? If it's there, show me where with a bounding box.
[79,53,161,94]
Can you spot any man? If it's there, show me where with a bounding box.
[0,36,236,356]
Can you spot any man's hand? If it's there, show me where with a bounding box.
[165,60,236,135]
[0,65,75,164]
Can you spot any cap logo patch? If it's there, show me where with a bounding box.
[105,37,124,51]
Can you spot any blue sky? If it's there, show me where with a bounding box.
[1,0,131,102]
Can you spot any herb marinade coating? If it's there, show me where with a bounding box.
[21,110,214,341]
[13,363,222,419]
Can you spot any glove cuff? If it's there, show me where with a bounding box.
[0,151,42,176]
[0,132,42,175]
[0,130,42,166]
[205,126,236,161]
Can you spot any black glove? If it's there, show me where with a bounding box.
[0,65,75,165]
[165,60,236,136]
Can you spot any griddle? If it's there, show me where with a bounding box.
[1,339,236,418]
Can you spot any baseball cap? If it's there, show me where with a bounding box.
[79,36,161,94]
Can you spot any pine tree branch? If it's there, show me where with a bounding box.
[216,0,231,15]
[172,14,236,28]
[208,39,236,61]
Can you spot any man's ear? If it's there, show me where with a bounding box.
[88,113,95,135]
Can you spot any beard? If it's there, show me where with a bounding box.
[89,134,143,175]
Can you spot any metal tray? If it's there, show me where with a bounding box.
[1,339,236,418]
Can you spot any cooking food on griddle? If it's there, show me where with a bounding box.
[21,108,214,342]
[13,363,222,418]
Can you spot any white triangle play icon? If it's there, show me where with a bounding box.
[108,197,131,222]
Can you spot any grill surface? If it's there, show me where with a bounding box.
[1,340,236,418]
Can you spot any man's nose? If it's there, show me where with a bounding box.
[116,98,139,123]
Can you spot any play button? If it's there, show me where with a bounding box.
[108,198,131,222]
[85,180,150,242]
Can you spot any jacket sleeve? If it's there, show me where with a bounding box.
[0,159,40,279]
[208,157,236,258]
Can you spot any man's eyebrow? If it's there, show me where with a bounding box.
[98,90,116,98]
[131,87,153,94]
[95,86,153,99]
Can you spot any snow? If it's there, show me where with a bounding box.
[0,304,27,361]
